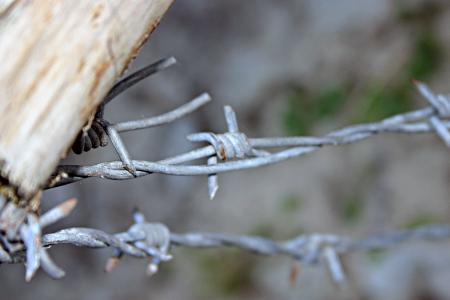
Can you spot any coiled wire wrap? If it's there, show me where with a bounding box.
[71,57,177,154]
[186,106,269,199]
[187,106,269,161]
[107,210,172,275]
[71,119,108,154]
[188,132,261,160]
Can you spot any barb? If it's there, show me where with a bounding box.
[53,81,450,200]
[414,81,450,147]
[105,124,137,176]
[103,57,177,105]
[114,92,211,132]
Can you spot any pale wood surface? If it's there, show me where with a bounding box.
[0,0,173,198]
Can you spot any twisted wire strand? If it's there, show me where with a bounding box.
[57,56,450,201]
[33,221,450,284]
[2,201,450,282]
[3,195,437,282]
[54,84,450,193]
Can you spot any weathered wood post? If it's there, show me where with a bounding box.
[0,0,173,209]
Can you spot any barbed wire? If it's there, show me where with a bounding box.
[47,222,450,285]
[49,63,450,200]
[3,57,450,283]
[3,198,450,284]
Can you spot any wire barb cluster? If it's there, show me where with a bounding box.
[187,105,270,199]
[0,197,77,280]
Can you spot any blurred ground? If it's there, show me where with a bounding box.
[3,0,450,299]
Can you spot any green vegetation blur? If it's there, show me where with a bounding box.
[283,3,443,135]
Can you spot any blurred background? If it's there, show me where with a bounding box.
[3,0,450,299]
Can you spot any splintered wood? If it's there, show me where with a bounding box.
[0,0,173,200]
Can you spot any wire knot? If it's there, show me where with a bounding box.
[188,105,268,161]
[129,210,172,275]
[186,105,269,199]
[187,132,256,160]
[297,234,346,284]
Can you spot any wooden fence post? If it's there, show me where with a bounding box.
[0,0,173,207]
